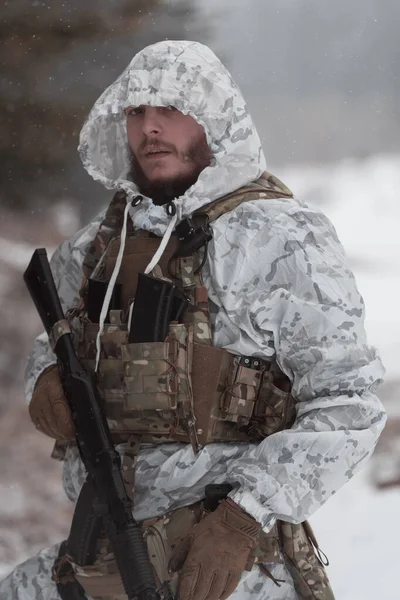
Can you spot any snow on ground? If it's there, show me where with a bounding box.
[310,468,400,600]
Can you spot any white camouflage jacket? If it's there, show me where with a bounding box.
[26,39,385,566]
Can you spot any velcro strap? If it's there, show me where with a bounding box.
[49,319,71,351]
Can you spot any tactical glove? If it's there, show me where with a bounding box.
[169,499,260,600]
[29,364,76,440]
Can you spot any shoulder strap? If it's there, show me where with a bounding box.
[83,170,292,279]
[82,190,136,281]
[70,190,139,316]
[181,171,293,346]
[179,171,293,346]
[194,170,293,224]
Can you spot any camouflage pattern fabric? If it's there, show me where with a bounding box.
[6,39,387,600]
[61,171,299,452]
[75,298,296,451]
[120,434,141,500]
[279,521,335,600]
[196,171,293,224]
[0,505,331,600]
[179,255,214,346]
[78,41,267,236]
[74,243,297,450]
[48,319,72,352]
[0,546,298,600]
[68,184,299,453]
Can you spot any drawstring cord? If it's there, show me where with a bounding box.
[144,210,178,275]
[95,199,132,372]
[94,198,178,372]
[258,563,285,587]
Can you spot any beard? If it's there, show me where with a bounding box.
[128,138,212,206]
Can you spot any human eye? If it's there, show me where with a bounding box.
[126,106,143,116]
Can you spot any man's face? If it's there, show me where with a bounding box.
[125,105,211,202]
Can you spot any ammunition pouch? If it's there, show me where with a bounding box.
[75,317,296,450]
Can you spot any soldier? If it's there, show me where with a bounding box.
[0,40,386,600]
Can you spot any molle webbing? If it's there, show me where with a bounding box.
[68,170,297,450]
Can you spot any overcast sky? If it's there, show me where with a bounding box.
[190,0,399,165]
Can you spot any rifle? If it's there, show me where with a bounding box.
[24,248,158,600]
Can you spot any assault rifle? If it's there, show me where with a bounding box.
[23,248,158,600]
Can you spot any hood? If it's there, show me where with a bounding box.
[79,40,266,235]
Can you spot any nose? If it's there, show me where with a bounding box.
[142,107,162,136]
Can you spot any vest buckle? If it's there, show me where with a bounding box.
[174,217,213,257]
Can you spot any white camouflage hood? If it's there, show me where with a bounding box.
[78,40,266,235]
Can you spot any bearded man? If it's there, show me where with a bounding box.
[0,40,386,600]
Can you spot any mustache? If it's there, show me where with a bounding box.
[138,140,176,155]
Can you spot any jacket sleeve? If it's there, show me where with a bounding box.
[224,204,386,531]
[24,215,104,403]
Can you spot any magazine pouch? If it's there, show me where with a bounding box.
[278,520,335,599]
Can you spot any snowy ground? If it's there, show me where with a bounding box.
[1,154,399,598]
[310,469,399,600]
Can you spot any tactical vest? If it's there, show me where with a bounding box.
[70,171,297,453]
[59,172,335,600]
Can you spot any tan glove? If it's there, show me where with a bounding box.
[169,499,260,600]
[29,364,76,440]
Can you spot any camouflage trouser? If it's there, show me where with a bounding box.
[0,540,298,600]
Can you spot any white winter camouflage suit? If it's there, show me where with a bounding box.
[0,40,386,600]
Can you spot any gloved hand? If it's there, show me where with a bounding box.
[29,364,76,440]
[169,499,261,600]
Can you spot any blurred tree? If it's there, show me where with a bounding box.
[0,0,208,214]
